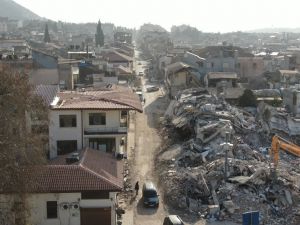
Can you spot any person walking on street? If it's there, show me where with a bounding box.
[135,181,139,196]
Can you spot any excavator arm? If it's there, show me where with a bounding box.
[270,135,300,167]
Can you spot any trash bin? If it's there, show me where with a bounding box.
[243,211,259,225]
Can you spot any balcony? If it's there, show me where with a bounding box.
[84,127,127,135]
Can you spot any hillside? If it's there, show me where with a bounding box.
[248,27,300,33]
[0,0,41,20]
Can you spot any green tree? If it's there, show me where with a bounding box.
[238,89,257,107]
[95,20,104,47]
[44,23,50,43]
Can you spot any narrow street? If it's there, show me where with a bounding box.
[132,77,167,225]
[121,54,239,225]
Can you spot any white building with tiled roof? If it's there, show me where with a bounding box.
[49,86,142,159]
[0,149,123,225]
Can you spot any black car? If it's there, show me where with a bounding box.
[146,85,159,92]
[142,181,159,207]
[163,215,184,225]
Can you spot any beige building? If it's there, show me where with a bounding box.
[237,57,265,78]
[165,62,200,97]
[205,72,238,88]
[283,88,300,117]
[279,70,300,88]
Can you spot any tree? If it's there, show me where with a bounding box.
[95,20,104,47]
[0,67,48,224]
[44,23,50,43]
[238,89,257,107]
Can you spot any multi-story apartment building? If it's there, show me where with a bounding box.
[49,86,142,159]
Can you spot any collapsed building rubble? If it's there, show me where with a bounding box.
[257,101,300,138]
[158,88,300,225]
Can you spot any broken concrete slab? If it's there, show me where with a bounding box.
[188,198,200,212]
[223,200,236,214]
[208,205,220,215]
[229,176,251,184]
[284,190,293,205]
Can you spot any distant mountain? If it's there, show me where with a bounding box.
[0,0,42,20]
[248,27,300,33]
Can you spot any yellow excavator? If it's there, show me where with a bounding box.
[269,135,300,178]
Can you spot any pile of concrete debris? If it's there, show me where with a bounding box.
[158,88,300,225]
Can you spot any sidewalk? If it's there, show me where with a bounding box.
[121,111,136,225]
[127,111,136,160]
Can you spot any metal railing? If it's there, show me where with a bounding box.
[84,127,127,134]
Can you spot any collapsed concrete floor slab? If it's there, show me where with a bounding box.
[157,88,300,225]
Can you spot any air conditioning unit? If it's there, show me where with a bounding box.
[72,202,79,210]
[62,203,69,210]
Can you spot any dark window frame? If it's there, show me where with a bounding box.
[81,191,109,199]
[46,201,57,219]
[59,115,77,127]
[57,140,77,155]
[89,113,106,125]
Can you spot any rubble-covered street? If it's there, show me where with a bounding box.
[156,88,300,225]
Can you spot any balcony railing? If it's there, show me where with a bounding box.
[84,127,127,135]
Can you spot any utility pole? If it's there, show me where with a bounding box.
[221,131,233,181]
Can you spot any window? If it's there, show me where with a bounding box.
[121,111,127,117]
[57,140,77,155]
[81,191,109,199]
[89,138,115,152]
[223,62,229,69]
[59,115,76,127]
[89,113,106,125]
[47,201,57,219]
[253,63,257,69]
[197,61,203,68]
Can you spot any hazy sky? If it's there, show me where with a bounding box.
[14,0,300,32]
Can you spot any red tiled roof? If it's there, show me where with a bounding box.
[29,149,123,193]
[53,86,143,112]
[102,51,133,62]
[117,65,133,74]
[34,84,58,106]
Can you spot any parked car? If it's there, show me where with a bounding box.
[138,62,142,65]
[142,181,159,207]
[138,72,144,76]
[163,215,184,225]
[146,85,159,92]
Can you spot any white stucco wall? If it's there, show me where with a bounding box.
[0,192,118,225]
[29,193,81,225]
[83,110,120,129]
[49,109,126,158]
[49,110,83,159]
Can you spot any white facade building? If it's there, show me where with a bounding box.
[48,87,142,159]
